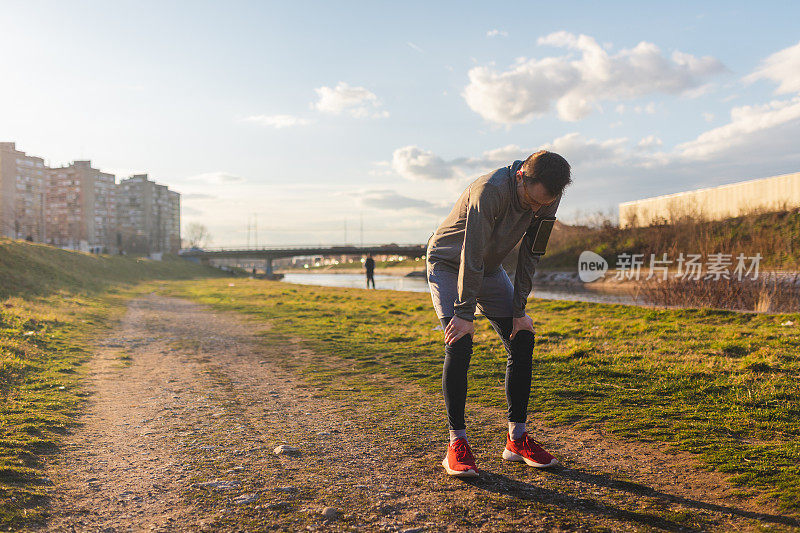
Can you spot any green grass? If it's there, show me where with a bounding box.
[0,239,221,529]
[0,294,124,527]
[0,237,222,299]
[165,278,800,512]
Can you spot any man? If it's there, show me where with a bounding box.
[364,253,376,289]
[426,150,571,477]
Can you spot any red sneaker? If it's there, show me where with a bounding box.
[442,437,479,477]
[502,432,558,468]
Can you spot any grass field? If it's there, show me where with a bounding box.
[0,239,221,528]
[165,278,800,512]
[2,236,800,527]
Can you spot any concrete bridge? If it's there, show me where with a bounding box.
[179,244,427,275]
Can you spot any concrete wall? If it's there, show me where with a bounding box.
[619,171,800,227]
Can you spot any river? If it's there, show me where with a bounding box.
[280,272,636,305]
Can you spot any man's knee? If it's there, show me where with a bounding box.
[509,330,535,365]
[512,329,535,347]
[445,334,473,355]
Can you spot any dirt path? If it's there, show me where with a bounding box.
[40,295,798,532]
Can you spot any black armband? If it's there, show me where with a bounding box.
[528,216,556,256]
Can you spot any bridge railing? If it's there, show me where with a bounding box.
[180,243,426,253]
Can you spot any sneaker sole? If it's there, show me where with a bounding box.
[442,457,479,477]
[502,448,558,468]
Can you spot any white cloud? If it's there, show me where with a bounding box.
[463,31,725,123]
[676,97,800,160]
[354,189,449,215]
[634,102,657,114]
[392,146,462,181]
[540,133,633,167]
[745,40,800,95]
[182,192,217,200]
[637,135,663,150]
[312,82,389,119]
[702,112,714,122]
[186,171,245,184]
[242,114,312,128]
[407,41,424,53]
[486,29,508,38]
[682,82,715,98]
[390,134,637,182]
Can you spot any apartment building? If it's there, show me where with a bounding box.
[117,174,181,254]
[0,142,47,241]
[46,160,117,252]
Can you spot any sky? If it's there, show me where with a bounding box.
[1,1,799,246]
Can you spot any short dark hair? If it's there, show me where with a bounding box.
[521,150,572,197]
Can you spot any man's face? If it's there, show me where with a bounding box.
[516,171,557,212]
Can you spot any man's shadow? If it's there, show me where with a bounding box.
[456,463,798,532]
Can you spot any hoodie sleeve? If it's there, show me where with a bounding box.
[513,195,561,317]
[453,183,503,321]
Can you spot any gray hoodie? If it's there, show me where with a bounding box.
[427,160,561,320]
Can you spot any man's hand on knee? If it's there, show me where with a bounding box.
[444,316,475,345]
[510,314,535,340]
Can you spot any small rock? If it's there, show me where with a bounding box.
[781,320,795,326]
[401,528,425,533]
[377,504,396,516]
[274,444,301,456]
[268,501,290,510]
[321,507,338,520]
[196,480,239,491]
[316,431,331,437]
[233,493,259,505]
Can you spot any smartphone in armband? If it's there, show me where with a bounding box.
[529,216,556,256]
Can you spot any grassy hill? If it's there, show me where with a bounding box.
[540,209,800,270]
[0,238,221,298]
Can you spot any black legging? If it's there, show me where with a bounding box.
[441,316,535,430]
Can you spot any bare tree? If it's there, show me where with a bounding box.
[185,223,211,248]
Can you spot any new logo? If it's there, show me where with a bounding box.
[578,251,608,283]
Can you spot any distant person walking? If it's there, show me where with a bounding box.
[364,254,376,289]
[426,150,572,477]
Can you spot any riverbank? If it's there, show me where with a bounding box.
[278,266,641,294]
[277,266,425,277]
